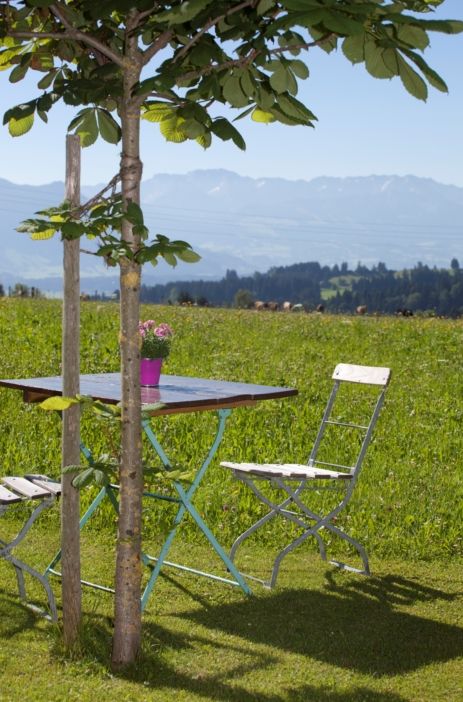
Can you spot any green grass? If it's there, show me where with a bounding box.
[0,523,462,702]
[1,298,462,560]
[1,299,463,700]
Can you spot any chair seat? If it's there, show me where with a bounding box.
[220,461,353,480]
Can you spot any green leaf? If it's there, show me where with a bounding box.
[211,118,246,150]
[40,396,79,411]
[277,94,316,124]
[397,25,429,50]
[402,49,448,93]
[126,201,144,227]
[70,108,98,147]
[8,112,34,137]
[290,60,309,80]
[31,228,56,240]
[196,132,212,149]
[397,55,428,101]
[251,109,276,124]
[223,75,249,108]
[160,115,188,143]
[37,69,58,90]
[61,221,85,239]
[382,48,400,77]
[342,33,365,64]
[239,70,255,98]
[97,109,121,144]
[9,63,28,84]
[182,119,206,139]
[72,467,95,489]
[62,465,81,475]
[156,0,213,25]
[176,248,201,263]
[257,0,275,15]
[269,66,289,93]
[162,251,178,267]
[141,103,175,123]
[320,9,364,36]
[365,42,395,79]
[141,402,166,415]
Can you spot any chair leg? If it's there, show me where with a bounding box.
[6,553,58,621]
[230,476,295,562]
[323,521,370,575]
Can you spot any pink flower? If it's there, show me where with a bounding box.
[155,323,173,338]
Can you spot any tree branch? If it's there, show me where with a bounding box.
[173,0,257,64]
[142,29,174,65]
[175,34,335,84]
[48,3,125,67]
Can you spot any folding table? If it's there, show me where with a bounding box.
[0,372,297,609]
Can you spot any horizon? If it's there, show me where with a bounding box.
[1,169,462,190]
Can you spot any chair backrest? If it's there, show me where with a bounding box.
[307,363,391,478]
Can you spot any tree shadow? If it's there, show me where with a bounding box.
[69,611,408,702]
[0,591,43,637]
[172,571,463,677]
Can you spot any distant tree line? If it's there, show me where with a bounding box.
[0,283,42,298]
[140,259,463,317]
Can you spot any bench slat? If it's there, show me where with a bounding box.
[0,484,23,504]
[2,477,51,499]
[26,475,62,496]
[221,461,352,480]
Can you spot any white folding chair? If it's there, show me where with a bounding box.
[0,474,61,620]
[221,363,391,587]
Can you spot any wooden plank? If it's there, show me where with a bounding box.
[0,484,22,504]
[2,477,51,499]
[221,462,353,480]
[25,475,62,496]
[332,364,391,386]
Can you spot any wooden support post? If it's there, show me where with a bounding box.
[61,134,82,646]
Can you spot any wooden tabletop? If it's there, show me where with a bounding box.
[0,373,297,416]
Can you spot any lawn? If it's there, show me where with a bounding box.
[0,299,462,700]
[0,526,462,702]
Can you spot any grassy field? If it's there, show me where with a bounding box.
[0,298,462,560]
[0,299,462,700]
[0,530,462,702]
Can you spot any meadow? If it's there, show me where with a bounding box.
[0,298,462,560]
[0,298,462,701]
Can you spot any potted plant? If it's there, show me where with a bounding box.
[139,319,173,386]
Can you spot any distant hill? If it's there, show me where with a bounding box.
[139,259,463,317]
[0,170,462,294]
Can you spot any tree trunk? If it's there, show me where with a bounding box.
[112,19,144,667]
[61,134,82,647]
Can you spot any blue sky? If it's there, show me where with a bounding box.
[1,0,462,187]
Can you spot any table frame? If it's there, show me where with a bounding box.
[0,372,297,607]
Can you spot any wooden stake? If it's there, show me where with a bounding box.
[61,134,82,647]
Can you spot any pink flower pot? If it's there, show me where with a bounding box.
[140,357,162,386]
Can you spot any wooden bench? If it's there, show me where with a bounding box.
[0,474,61,621]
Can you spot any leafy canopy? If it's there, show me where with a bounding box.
[1,1,462,141]
[0,0,461,263]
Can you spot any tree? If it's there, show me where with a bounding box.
[1,0,462,667]
[234,288,254,308]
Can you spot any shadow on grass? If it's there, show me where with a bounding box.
[0,591,44,636]
[172,571,463,677]
[58,610,408,702]
[2,568,461,701]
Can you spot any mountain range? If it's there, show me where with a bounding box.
[0,170,461,294]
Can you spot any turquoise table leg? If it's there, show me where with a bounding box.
[45,442,118,581]
[140,409,251,608]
